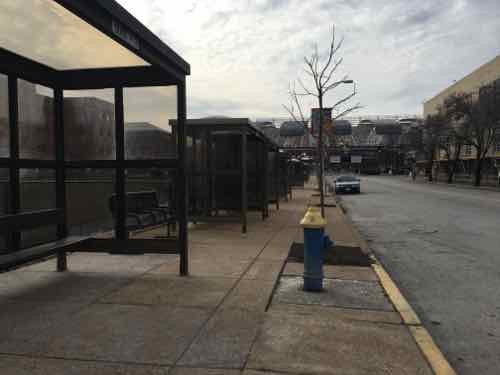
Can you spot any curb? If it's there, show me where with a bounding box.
[397,176,500,193]
[335,200,457,375]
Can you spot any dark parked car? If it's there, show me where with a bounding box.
[334,175,361,194]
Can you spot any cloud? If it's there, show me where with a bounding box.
[25,0,499,119]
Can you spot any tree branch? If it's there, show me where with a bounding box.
[330,83,357,110]
[332,103,362,121]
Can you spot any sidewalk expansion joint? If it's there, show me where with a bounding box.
[171,221,290,368]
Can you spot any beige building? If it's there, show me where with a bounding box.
[424,54,500,116]
[423,55,500,184]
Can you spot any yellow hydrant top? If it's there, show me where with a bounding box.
[300,206,327,229]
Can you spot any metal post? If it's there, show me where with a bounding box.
[241,129,247,234]
[177,79,189,276]
[54,88,67,271]
[263,143,269,219]
[114,87,127,241]
[191,130,197,217]
[8,75,20,251]
[275,151,280,210]
[254,141,262,220]
[260,142,267,220]
[208,131,216,216]
[318,97,325,218]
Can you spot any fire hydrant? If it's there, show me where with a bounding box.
[300,206,329,292]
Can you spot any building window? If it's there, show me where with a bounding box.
[495,129,500,153]
[464,144,473,156]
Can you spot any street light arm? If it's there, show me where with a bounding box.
[330,82,357,110]
[332,103,363,121]
[323,75,350,94]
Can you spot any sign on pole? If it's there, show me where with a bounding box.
[351,155,362,164]
[330,155,341,164]
[311,108,332,136]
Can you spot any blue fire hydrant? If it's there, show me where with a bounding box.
[300,207,330,292]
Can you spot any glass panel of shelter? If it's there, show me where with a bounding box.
[18,80,55,160]
[0,1,187,266]
[63,89,116,161]
[0,168,9,253]
[125,168,176,238]
[123,86,178,238]
[65,168,116,237]
[0,0,148,70]
[60,85,180,240]
[20,168,57,248]
[0,73,8,158]
[124,86,177,160]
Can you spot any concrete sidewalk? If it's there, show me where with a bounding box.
[0,185,435,374]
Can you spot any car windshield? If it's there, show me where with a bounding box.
[337,176,359,182]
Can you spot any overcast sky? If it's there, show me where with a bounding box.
[55,1,500,119]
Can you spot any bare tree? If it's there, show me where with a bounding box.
[422,113,443,182]
[446,83,500,186]
[437,97,469,184]
[283,82,309,124]
[283,25,361,217]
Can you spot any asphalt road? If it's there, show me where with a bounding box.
[332,175,500,375]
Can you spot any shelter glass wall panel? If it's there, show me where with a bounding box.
[187,129,210,215]
[124,86,177,159]
[247,138,261,208]
[20,169,57,248]
[125,168,176,235]
[63,89,116,161]
[66,169,116,236]
[0,168,9,253]
[0,0,148,70]
[215,134,241,171]
[18,80,55,160]
[268,151,277,201]
[0,73,8,157]
[214,134,242,210]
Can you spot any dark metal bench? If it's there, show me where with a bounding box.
[0,209,90,273]
[109,191,176,236]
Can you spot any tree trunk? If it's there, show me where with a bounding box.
[447,152,455,184]
[447,163,454,184]
[448,144,462,184]
[427,147,434,182]
[318,94,325,218]
[474,154,483,187]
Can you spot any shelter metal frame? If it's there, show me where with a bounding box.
[173,119,281,234]
[0,0,190,275]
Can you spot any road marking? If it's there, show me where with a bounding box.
[372,263,421,326]
[373,262,457,375]
[410,326,457,375]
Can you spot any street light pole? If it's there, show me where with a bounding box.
[317,79,355,218]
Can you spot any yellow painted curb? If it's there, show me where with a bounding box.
[335,202,456,375]
[410,326,457,375]
[372,263,421,326]
[373,262,457,375]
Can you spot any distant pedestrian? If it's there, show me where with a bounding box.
[412,168,417,182]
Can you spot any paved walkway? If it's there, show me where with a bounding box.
[0,186,433,374]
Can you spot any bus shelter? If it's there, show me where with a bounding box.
[0,0,190,275]
[171,118,280,234]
